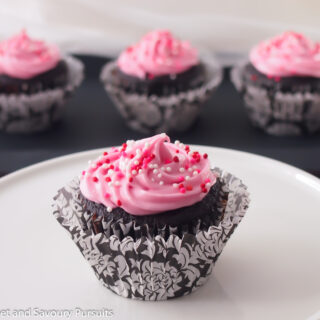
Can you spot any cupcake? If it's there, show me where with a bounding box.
[0,30,84,133]
[100,30,222,134]
[53,133,250,300]
[231,31,320,136]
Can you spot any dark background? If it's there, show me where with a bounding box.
[1,55,319,178]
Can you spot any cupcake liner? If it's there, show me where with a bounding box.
[100,56,222,134]
[231,61,320,136]
[53,167,250,301]
[0,56,84,133]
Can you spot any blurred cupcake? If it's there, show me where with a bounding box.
[100,30,222,134]
[53,133,250,300]
[231,31,320,136]
[0,30,84,133]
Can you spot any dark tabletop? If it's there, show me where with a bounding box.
[0,55,319,178]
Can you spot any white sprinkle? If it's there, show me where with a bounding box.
[192,165,197,169]
[161,167,166,171]
[108,182,113,187]
[98,155,103,160]
[193,171,199,176]
[174,140,180,145]
[132,170,137,175]
[88,160,92,164]
[173,183,178,188]
[115,181,120,186]
[158,173,162,178]
[153,163,158,168]
[160,133,166,138]
[185,176,190,180]
[134,160,139,165]
[102,163,108,169]
[148,164,154,169]
[139,169,142,174]
[206,182,211,188]
[151,178,155,182]
[166,167,171,172]
[145,142,150,148]
[153,169,158,174]
[179,143,184,148]
[107,207,113,213]
[159,181,164,185]
[179,168,185,173]
[136,149,141,156]
[108,169,114,175]
[188,168,193,172]
[91,164,97,169]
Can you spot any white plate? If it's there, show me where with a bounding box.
[0,146,319,320]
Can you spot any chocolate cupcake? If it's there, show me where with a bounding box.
[53,134,250,300]
[100,30,222,134]
[231,31,320,136]
[0,30,84,133]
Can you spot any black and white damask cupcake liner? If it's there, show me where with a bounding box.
[53,168,250,301]
[100,57,222,134]
[0,56,84,134]
[231,62,320,136]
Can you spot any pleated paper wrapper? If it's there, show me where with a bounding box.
[100,56,222,134]
[231,61,320,136]
[52,167,250,301]
[0,55,84,133]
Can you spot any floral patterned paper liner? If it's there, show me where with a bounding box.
[231,61,320,136]
[0,56,84,133]
[53,167,250,301]
[100,56,222,134]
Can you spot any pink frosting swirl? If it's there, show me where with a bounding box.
[117,30,199,79]
[0,30,60,79]
[80,134,216,216]
[250,31,320,77]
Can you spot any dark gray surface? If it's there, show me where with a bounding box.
[0,55,319,177]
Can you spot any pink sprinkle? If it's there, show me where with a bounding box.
[190,159,196,164]
[180,187,186,194]
[121,151,127,157]
[104,193,110,198]
[197,169,201,173]
[117,172,124,179]
[93,177,98,182]
[115,166,120,172]
[185,165,189,170]
[82,171,86,175]
[165,159,172,164]
[178,176,185,182]
[205,178,210,183]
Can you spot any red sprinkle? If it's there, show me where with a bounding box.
[201,183,205,188]
[203,153,208,159]
[202,188,208,193]
[109,164,114,169]
[104,193,110,198]
[186,185,193,191]
[164,159,172,164]
[105,159,110,164]
[180,188,186,194]
[96,161,102,167]
[105,177,111,182]
[173,156,179,163]
[93,177,98,182]
[117,200,122,206]
[103,152,108,156]
[117,172,124,179]
[129,154,134,159]
[175,150,180,153]
[129,177,133,183]
[179,183,184,189]
[122,143,127,149]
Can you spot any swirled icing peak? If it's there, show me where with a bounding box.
[117,30,199,79]
[250,31,320,78]
[0,30,60,79]
[80,134,216,216]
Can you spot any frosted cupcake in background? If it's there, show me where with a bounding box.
[100,30,222,134]
[53,133,250,300]
[0,30,84,133]
[231,31,320,136]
